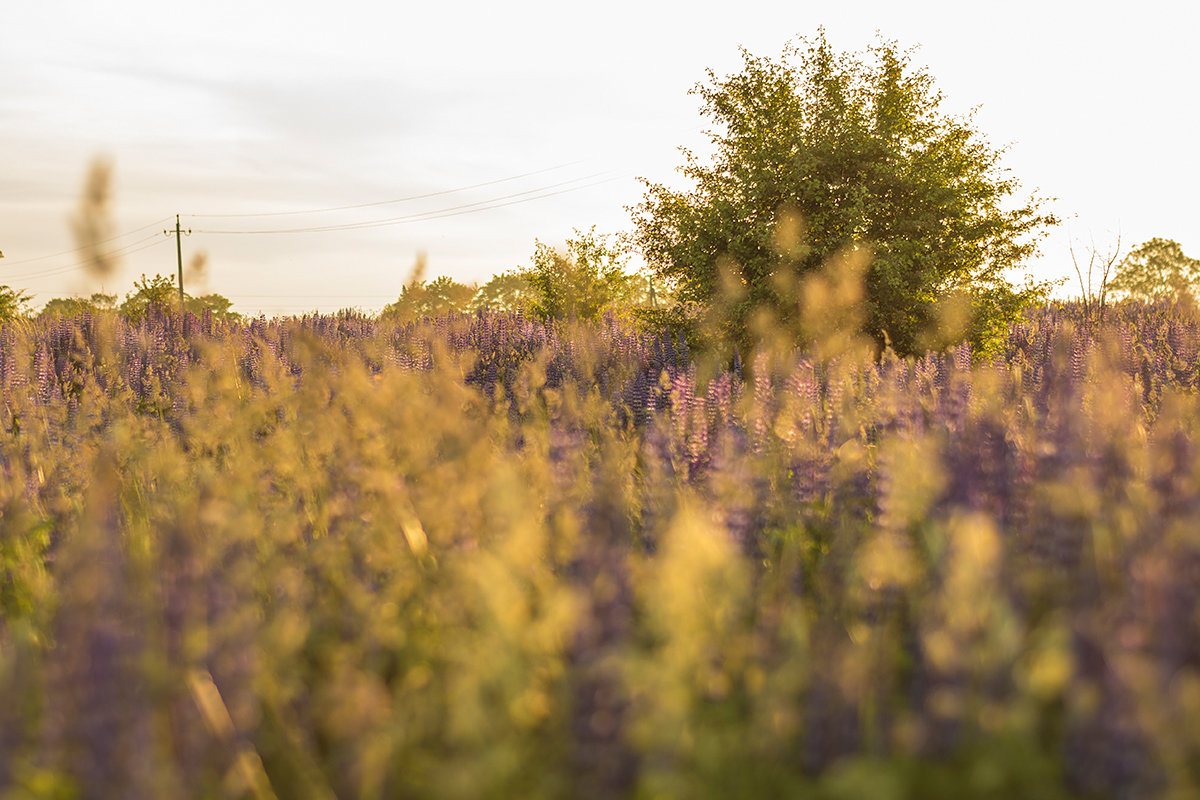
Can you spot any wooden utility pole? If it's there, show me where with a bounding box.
[164,215,191,308]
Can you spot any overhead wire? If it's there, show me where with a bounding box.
[186,169,625,314]
[376,175,624,227]
[6,162,628,313]
[0,217,175,267]
[187,161,588,218]
[3,163,612,274]
[191,172,623,235]
[6,234,172,283]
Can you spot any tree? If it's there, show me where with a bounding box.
[0,285,31,322]
[121,274,178,323]
[111,277,236,323]
[41,292,119,318]
[41,298,87,318]
[1107,238,1200,302]
[472,271,538,313]
[631,30,1057,358]
[520,228,638,321]
[381,275,477,323]
[1069,230,1122,325]
[185,293,239,320]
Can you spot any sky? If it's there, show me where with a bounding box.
[3,0,1198,316]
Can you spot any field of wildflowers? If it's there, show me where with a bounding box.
[1,301,1199,798]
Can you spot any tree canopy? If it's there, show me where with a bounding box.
[520,228,641,322]
[0,285,31,322]
[119,275,236,323]
[41,292,117,318]
[1107,237,1200,301]
[380,275,477,323]
[185,293,239,320]
[472,272,537,314]
[631,30,1057,358]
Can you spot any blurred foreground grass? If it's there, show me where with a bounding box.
[1,303,1199,799]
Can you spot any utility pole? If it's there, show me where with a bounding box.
[164,215,191,308]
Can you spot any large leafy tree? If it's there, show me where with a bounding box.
[631,31,1057,357]
[1107,237,1200,301]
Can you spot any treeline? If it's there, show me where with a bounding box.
[378,229,670,324]
[0,228,668,328]
[2,274,238,324]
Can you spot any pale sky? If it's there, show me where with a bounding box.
[3,0,1196,316]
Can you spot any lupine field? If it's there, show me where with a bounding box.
[2,301,1200,799]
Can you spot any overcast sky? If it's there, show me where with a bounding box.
[3,0,1196,316]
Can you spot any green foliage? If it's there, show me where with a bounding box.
[520,228,639,321]
[184,292,239,320]
[0,285,32,322]
[631,30,1057,358]
[1108,237,1200,301]
[472,271,538,313]
[381,275,477,323]
[120,273,178,323]
[40,298,94,318]
[91,291,118,310]
[46,288,233,322]
[41,292,122,318]
[943,277,1050,359]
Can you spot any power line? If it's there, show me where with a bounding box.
[187,161,588,218]
[7,232,170,283]
[191,173,618,234]
[0,217,175,267]
[1,173,621,294]
[192,173,623,235]
[3,163,628,306]
[6,234,171,283]
[378,176,624,227]
[3,166,623,276]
